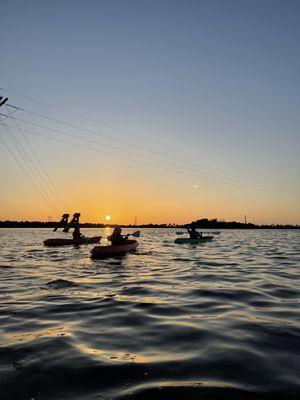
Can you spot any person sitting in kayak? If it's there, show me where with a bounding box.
[109,226,129,246]
[73,225,84,240]
[187,225,202,239]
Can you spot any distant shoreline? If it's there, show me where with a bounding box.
[0,220,299,229]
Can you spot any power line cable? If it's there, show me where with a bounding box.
[0,112,296,195]
[2,87,295,192]
[0,125,59,214]
[8,111,68,210]
[6,103,296,193]
[0,86,181,149]
[1,121,296,197]
[0,117,294,195]
[0,122,60,214]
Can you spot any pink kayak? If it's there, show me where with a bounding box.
[91,240,138,258]
[44,236,101,247]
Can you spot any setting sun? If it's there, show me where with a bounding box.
[105,215,111,221]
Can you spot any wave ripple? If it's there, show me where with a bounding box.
[0,228,299,400]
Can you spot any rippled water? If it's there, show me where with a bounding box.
[0,228,299,399]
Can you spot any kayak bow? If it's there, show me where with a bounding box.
[44,236,101,247]
[91,240,138,258]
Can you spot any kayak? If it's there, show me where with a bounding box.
[174,236,213,244]
[44,236,101,247]
[91,240,138,258]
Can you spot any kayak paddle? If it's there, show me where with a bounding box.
[130,231,141,237]
[107,230,141,240]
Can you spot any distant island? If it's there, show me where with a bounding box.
[0,218,299,229]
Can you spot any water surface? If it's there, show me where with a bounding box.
[0,228,299,399]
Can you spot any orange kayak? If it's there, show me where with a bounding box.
[91,240,138,258]
[44,236,101,247]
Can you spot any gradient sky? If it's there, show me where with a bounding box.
[0,0,299,224]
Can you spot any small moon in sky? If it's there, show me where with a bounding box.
[193,184,198,189]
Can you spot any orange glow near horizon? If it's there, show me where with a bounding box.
[1,147,299,226]
[0,188,300,224]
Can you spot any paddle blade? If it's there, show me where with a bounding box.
[131,231,141,237]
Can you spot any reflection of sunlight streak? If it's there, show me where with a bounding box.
[119,379,227,394]
[117,379,232,400]
[75,342,191,363]
[115,295,169,304]
[4,325,68,346]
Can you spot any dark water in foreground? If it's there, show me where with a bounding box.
[0,228,299,400]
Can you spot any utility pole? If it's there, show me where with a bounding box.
[0,96,8,108]
[244,215,247,224]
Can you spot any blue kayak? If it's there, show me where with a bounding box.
[174,236,213,244]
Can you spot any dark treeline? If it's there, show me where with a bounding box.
[189,218,299,229]
[0,219,299,229]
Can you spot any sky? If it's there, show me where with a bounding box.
[0,0,299,224]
